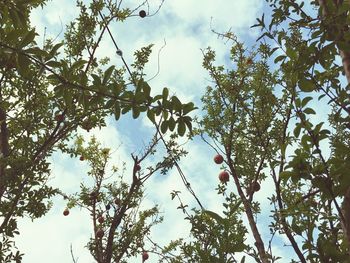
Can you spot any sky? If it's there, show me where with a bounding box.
[14,0,308,262]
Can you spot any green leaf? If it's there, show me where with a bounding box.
[132,106,140,119]
[134,90,146,103]
[286,47,297,60]
[301,134,310,150]
[49,43,64,58]
[160,120,168,134]
[17,53,31,77]
[114,102,121,120]
[291,218,303,235]
[177,119,186,136]
[294,123,302,138]
[183,102,195,115]
[104,99,114,109]
[203,210,225,225]
[274,55,286,64]
[162,87,169,100]
[303,108,316,115]
[299,78,315,92]
[91,74,101,86]
[138,79,151,96]
[168,117,176,131]
[301,96,313,107]
[312,177,329,195]
[183,116,192,133]
[279,171,295,181]
[122,105,131,114]
[172,96,182,112]
[71,59,86,71]
[46,60,61,68]
[20,29,36,48]
[147,109,155,123]
[162,110,168,120]
[102,65,115,85]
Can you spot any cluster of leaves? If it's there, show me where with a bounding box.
[0,0,195,261]
[63,136,161,263]
[256,1,350,261]
[178,190,247,263]
[154,1,350,263]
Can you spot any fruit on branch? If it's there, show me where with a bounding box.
[81,120,93,132]
[219,171,229,183]
[246,58,253,65]
[80,155,85,161]
[106,203,111,210]
[55,114,64,122]
[63,208,69,216]
[247,181,261,196]
[139,10,146,18]
[214,154,224,164]
[114,198,121,206]
[98,216,104,224]
[96,228,104,238]
[142,251,149,261]
[252,181,260,192]
[89,191,98,200]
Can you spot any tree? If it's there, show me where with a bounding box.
[2,0,350,262]
[63,131,186,263]
[0,1,195,261]
[153,1,350,262]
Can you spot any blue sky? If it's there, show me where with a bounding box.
[12,0,315,262]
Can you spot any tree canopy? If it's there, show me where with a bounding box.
[0,0,349,262]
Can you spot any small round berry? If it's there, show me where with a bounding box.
[96,228,104,238]
[253,182,260,192]
[98,216,104,224]
[114,198,121,206]
[142,251,149,261]
[63,209,69,216]
[55,114,64,122]
[219,171,229,183]
[214,154,224,164]
[139,10,146,18]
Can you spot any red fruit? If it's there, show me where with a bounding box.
[63,209,69,216]
[214,154,224,164]
[139,10,146,18]
[55,114,64,122]
[80,156,85,161]
[135,164,141,172]
[142,251,149,261]
[252,182,260,192]
[96,228,104,238]
[89,191,97,200]
[219,171,229,183]
[98,216,104,224]
[114,198,121,206]
[246,58,253,65]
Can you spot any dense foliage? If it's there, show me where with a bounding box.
[0,0,194,261]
